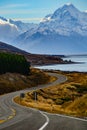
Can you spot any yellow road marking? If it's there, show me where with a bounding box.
[7,115,13,120]
[0,120,6,124]
[0,108,16,124]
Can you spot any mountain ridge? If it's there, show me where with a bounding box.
[0,4,87,54]
[0,16,38,43]
[0,41,69,65]
[14,3,87,54]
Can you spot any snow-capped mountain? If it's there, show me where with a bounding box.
[0,16,38,43]
[8,19,38,33]
[0,17,19,43]
[40,3,87,36]
[15,3,87,54]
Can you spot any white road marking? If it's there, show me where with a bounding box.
[39,111,49,130]
[45,112,87,122]
[56,114,87,122]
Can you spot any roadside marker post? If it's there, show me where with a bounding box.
[33,91,38,107]
[20,93,25,103]
[33,91,38,101]
[20,93,25,98]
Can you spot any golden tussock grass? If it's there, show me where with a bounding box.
[15,71,87,118]
[0,68,55,95]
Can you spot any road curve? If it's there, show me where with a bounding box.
[0,73,87,130]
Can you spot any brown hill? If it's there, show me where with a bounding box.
[0,41,70,65]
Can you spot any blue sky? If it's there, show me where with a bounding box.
[0,0,87,23]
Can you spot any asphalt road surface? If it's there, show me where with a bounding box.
[0,73,87,130]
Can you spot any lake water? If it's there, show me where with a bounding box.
[35,56,87,72]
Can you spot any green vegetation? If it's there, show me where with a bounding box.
[73,84,87,93]
[0,52,30,75]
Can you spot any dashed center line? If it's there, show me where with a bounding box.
[0,108,16,124]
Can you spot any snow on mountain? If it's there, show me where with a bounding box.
[39,3,87,36]
[40,14,52,22]
[0,16,38,43]
[14,3,87,54]
[17,3,87,39]
[51,3,80,19]
[8,19,38,33]
[0,17,19,43]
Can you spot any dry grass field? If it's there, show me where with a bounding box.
[15,70,87,118]
[0,68,54,95]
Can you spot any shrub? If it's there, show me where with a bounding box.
[55,98,64,105]
[0,52,30,75]
[74,84,87,93]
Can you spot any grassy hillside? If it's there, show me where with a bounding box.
[15,71,87,117]
[0,68,54,95]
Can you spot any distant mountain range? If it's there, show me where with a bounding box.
[0,3,87,54]
[0,17,38,43]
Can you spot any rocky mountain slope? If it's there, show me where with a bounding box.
[0,16,38,43]
[15,3,87,54]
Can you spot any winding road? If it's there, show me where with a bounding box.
[0,73,87,130]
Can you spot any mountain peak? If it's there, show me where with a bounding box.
[64,3,73,7]
[0,16,7,22]
[51,3,80,20]
[14,3,87,54]
[61,3,77,10]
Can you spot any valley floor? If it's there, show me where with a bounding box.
[15,70,87,118]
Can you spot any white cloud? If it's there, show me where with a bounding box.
[0,8,50,15]
[0,10,33,15]
[0,4,51,23]
[13,18,42,22]
[1,3,29,8]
